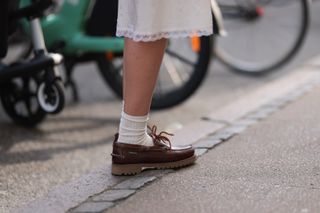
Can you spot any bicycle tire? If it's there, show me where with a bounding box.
[96,36,213,110]
[0,76,47,127]
[215,0,310,75]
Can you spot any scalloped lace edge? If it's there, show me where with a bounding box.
[116,28,213,42]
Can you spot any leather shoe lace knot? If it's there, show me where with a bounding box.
[148,125,173,148]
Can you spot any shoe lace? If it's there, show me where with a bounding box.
[148,125,173,148]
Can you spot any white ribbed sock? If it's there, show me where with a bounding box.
[118,110,154,146]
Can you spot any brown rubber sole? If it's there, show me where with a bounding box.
[112,155,197,176]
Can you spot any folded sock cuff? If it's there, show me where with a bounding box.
[122,111,149,122]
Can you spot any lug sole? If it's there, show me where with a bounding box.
[112,155,197,176]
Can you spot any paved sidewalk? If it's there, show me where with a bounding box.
[13,58,320,213]
[106,85,320,213]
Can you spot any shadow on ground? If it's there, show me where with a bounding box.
[0,114,118,165]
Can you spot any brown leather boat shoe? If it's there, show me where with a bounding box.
[111,125,196,175]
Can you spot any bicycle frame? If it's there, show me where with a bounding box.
[20,0,124,55]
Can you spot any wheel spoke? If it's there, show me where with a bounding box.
[165,49,195,67]
[23,98,33,115]
[10,94,19,103]
[163,54,185,87]
[154,75,164,99]
[30,92,37,97]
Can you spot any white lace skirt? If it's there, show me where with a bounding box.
[116,0,213,42]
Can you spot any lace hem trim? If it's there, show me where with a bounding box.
[116,28,213,42]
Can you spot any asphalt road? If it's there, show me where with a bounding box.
[1,2,320,212]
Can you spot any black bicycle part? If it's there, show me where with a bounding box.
[0,0,20,58]
[86,0,118,36]
[37,69,65,114]
[96,36,213,110]
[0,54,56,83]
[10,0,54,20]
[0,74,46,127]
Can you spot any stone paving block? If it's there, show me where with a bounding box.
[260,107,277,115]
[195,148,208,157]
[273,96,293,106]
[301,85,316,94]
[193,138,222,149]
[283,94,303,103]
[208,130,236,141]
[250,109,272,119]
[259,104,280,113]
[232,118,257,127]
[114,176,157,190]
[246,110,270,120]
[280,93,301,103]
[285,90,305,100]
[71,201,114,213]
[223,125,247,134]
[91,189,135,202]
[200,117,229,125]
[264,99,287,108]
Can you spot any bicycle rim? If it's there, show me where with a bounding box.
[97,36,213,110]
[152,36,212,109]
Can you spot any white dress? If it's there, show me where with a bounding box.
[116,0,213,42]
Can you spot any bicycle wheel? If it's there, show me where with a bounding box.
[215,0,309,74]
[0,75,46,127]
[97,36,213,110]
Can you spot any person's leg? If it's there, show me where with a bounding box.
[112,37,196,175]
[117,38,167,146]
[123,38,167,115]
